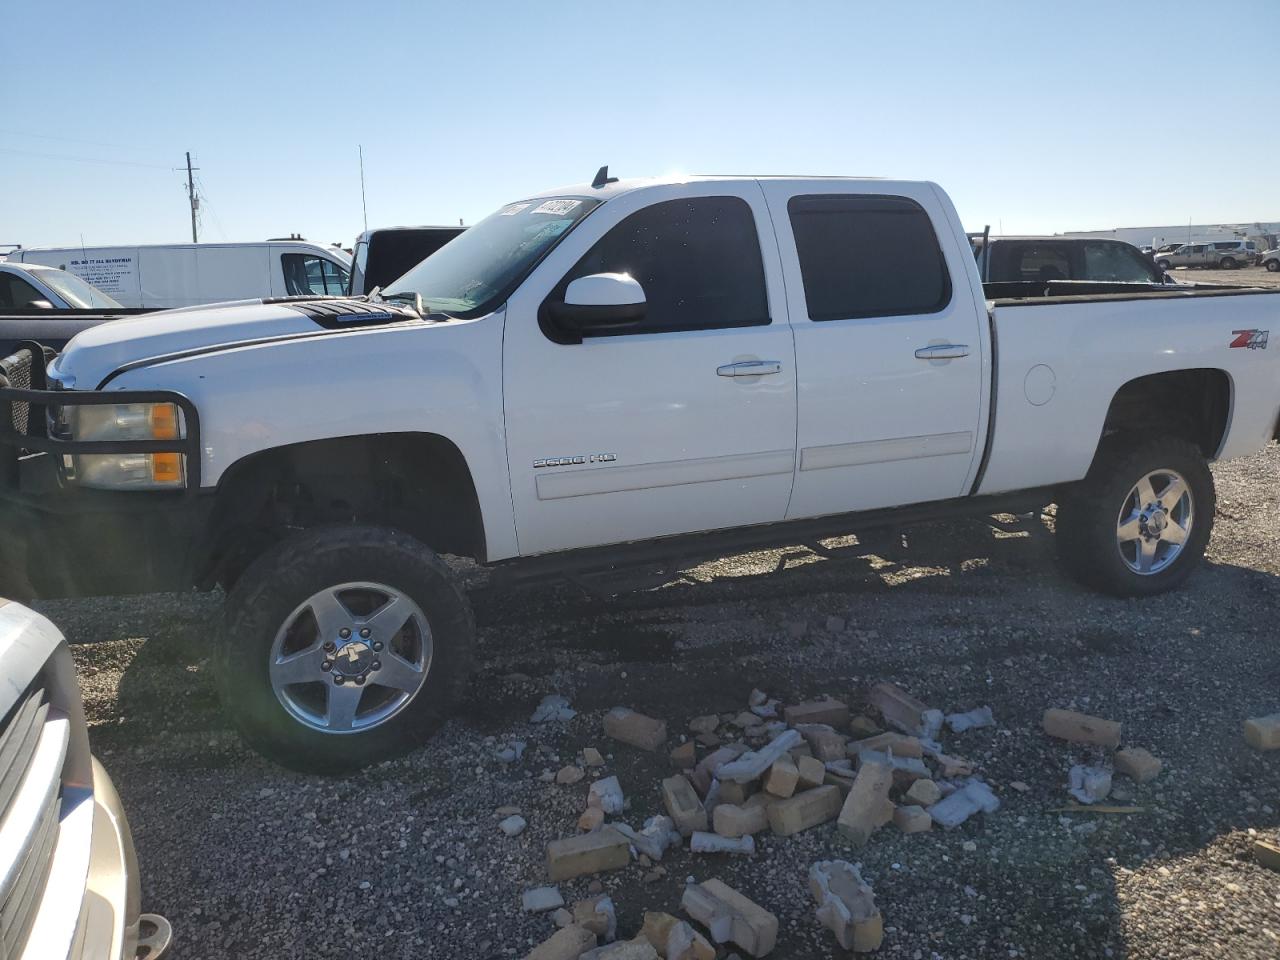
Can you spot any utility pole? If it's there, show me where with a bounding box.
[185,151,199,243]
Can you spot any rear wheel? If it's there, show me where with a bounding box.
[1156,259,1171,270]
[1220,257,1238,269]
[1056,435,1214,597]
[216,525,474,773]
[1267,260,1280,273]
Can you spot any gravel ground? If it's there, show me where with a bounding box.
[42,444,1280,959]
[1170,264,1280,289]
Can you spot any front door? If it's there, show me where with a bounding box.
[502,182,797,556]
[760,182,988,520]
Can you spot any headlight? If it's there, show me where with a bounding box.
[65,402,187,490]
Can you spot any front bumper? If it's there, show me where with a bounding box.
[22,757,171,960]
[0,344,213,599]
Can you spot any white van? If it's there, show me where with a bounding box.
[7,241,352,309]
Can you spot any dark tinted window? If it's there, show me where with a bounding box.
[0,273,47,309]
[561,196,769,334]
[788,195,950,321]
[282,254,349,296]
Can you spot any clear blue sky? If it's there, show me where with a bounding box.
[3,0,1277,248]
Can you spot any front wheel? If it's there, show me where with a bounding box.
[216,525,474,773]
[1220,257,1238,270]
[1267,260,1280,273]
[1056,435,1214,597]
[1156,259,1171,270]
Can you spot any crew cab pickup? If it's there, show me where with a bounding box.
[2,172,1278,772]
[0,262,153,357]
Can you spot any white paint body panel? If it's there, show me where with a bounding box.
[759,180,991,520]
[501,179,797,555]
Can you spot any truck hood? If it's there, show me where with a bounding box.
[52,297,420,388]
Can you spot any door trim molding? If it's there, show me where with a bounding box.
[536,449,795,501]
[800,431,973,472]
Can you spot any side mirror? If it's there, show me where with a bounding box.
[547,273,645,341]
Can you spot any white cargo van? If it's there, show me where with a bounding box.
[8,241,352,309]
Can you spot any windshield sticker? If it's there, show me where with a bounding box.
[531,199,582,216]
[499,202,532,216]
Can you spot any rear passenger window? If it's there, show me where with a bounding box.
[788,195,950,321]
[559,196,769,335]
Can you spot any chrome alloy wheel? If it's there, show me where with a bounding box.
[268,582,432,733]
[1115,469,1194,575]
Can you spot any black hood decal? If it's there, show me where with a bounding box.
[262,297,422,330]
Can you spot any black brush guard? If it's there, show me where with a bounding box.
[0,342,202,495]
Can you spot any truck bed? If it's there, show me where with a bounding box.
[984,279,1278,305]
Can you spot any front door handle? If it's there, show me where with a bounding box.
[717,360,782,377]
[914,344,970,360]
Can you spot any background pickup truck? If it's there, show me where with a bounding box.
[0,262,153,357]
[2,172,1278,772]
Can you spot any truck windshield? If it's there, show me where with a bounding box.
[382,198,601,317]
[35,268,121,309]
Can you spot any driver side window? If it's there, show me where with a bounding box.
[557,196,769,336]
[0,273,47,310]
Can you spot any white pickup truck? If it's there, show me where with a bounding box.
[2,172,1278,772]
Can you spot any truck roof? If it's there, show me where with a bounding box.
[523,173,907,202]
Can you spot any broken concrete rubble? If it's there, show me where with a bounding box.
[532,695,578,724]
[716,779,754,806]
[714,729,803,784]
[523,886,566,912]
[669,741,696,769]
[689,744,747,795]
[690,831,756,855]
[573,896,618,941]
[666,920,716,960]
[681,878,778,958]
[848,715,882,739]
[639,911,679,953]
[1067,765,1113,805]
[1243,713,1280,751]
[547,827,631,881]
[583,747,605,767]
[904,778,942,806]
[836,757,895,847]
[849,732,924,759]
[1115,747,1162,783]
[579,807,605,832]
[499,814,528,837]
[580,939,658,960]
[768,784,843,837]
[868,681,941,738]
[926,779,1000,828]
[557,765,586,785]
[763,757,799,798]
[893,804,932,833]
[795,723,848,762]
[604,707,667,752]
[809,860,884,953]
[713,798,771,838]
[588,776,625,814]
[1042,708,1122,748]
[783,697,850,729]
[615,816,682,861]
[525,924,596,960]
[661,776,708,837]
[946,706,994,733]
[688,715,719,736]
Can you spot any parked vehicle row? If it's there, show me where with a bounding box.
[1155,239,1263,270]
[3,172,1278,774]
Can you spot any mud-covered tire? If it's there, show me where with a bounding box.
[1056,435,1214,597]
[215,525,473,774]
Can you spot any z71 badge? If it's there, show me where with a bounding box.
[1229,329,1269,350]
[533,453,617,468]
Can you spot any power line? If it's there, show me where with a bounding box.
[0,146,175,170]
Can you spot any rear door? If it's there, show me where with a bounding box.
[502,182,797,555]
[760,181,988,519]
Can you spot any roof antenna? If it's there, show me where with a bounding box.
[591,165,618,188]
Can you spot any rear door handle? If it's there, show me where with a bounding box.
[717,360,782,377]
[914,344,970,360]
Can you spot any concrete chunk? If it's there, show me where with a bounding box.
[795,723,848,762]
[670,741,696,769]
[524,886,566,912]
[947,706,995,733]
[638,912,680,953]
[893,804,932,833]
[905,778,942,806]
[681,879,778,958]
[783,697,850,729]
[1042,708,1122,748]
[615,816,681,861]
[604,707,667,751]
[808,860,883,953]
[848,731,923,758]
[689,744,747,795]
[713,801,770,838]
[795,754,825,790]
[763,757,799,798]
[525,924,597,960]
[691,831,755,855]
[1115,747,1163,783]
[1067,765,1112,804]
[1243,713,1280,751]
[588,776,625,814]
[714,729,803,784]
[927,779,999,828]
[1255,839,1280,873]
[868,682,938,737]
[662,775,708,837]
[580,940,658,960]
[573,896,618,941]
[547,827,630,881]
[836,757,894,847]
[666,920,716,960]
[767,784,842,837]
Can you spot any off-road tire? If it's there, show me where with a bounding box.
[1220,257,1238,270]
[216,525,474,773]
[1056,435,1214,597]
[1156,259,1171,271]
[1266,260,1280,273]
